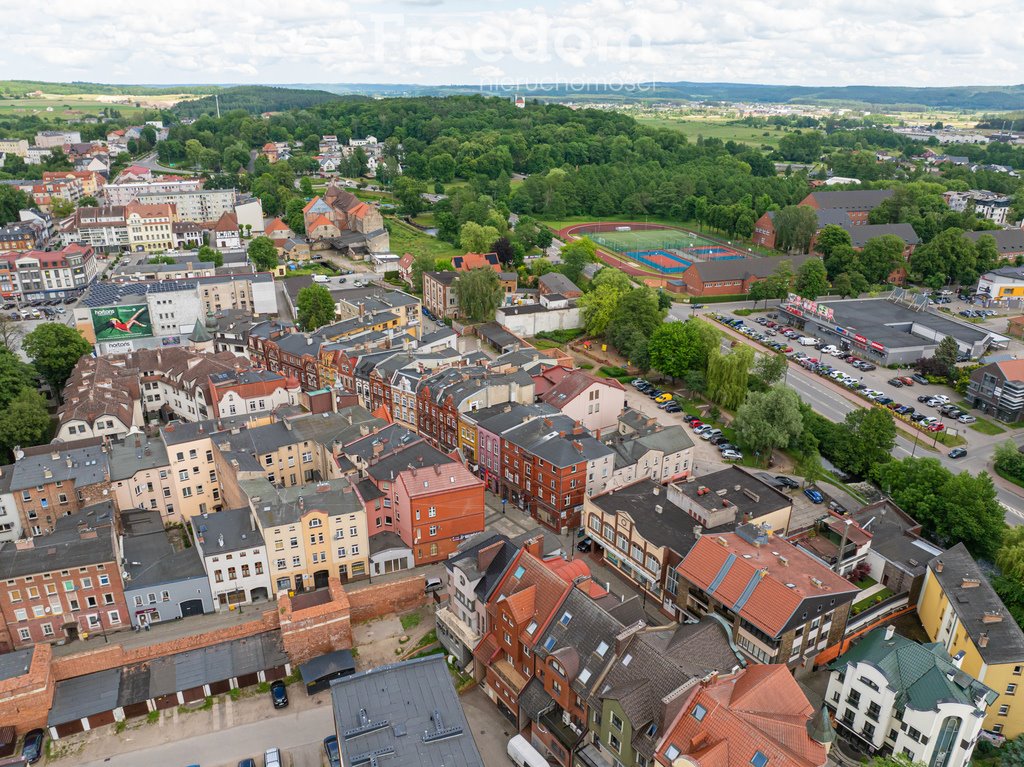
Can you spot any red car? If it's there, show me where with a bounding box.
[781,346,793,353]
[899,376,914,386]
[689,420,703,430]
[927,423,945,432]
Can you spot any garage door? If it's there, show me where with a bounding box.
[154,693,178,710]
[122,701,150,719]
[236,672,259,688]
[264,666,286,681]
[181,686,206,704]
[208,679,231,696]
[179,599,205,618]
[87,710,115,729]
[54,719,85,738]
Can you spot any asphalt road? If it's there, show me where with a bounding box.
[667,301,1024,525]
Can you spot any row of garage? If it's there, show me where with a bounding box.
[47,632,290,739]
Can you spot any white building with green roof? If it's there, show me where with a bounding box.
[826,625,996,767]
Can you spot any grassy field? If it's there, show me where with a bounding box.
[0,91,196,117]
[587,226,737,254]
[385,218,464,262]
[637,116,783,148]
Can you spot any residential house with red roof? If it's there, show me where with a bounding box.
[211,211,241,250]
[453,252,501,272]
[264,217,294,244]
[472,549,607,724]
[675,523,859,668]
[42,170,105,198]
[125,201,175,252]
[301,183,388,253]
[536,368,626,435]
[655,664,833,767]
[398,252,415,286]
[0,244,98,300]
[118,164,153,182]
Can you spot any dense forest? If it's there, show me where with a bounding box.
[173,86,347,118]
[0,80,217,97]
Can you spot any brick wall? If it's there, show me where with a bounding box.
[278,577,354,664]
[0,643,54,735]
[348,575,426,624]
[50,609,280,681]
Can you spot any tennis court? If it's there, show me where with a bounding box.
[627,249,692,273]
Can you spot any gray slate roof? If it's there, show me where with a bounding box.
[330,655,484,767]
[241,476,364,529]
[0,647,34,682]
[10,443,109,491]
[0,505,116,579]
[928,543,1024,665]
[121,509,207,589]
[190,507,263,556]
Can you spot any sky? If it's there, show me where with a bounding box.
[0,0,1021,89]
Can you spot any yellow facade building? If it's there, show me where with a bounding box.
[917,543,1024,738]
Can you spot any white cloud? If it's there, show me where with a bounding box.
[0,0,1018,86]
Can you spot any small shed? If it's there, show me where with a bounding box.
[299,649,356,695]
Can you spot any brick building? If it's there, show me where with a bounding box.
[0,506,128,650]
[672,254,816,298]
[10,442,111,537]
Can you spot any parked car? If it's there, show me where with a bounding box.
[22,729,44,764]
[238,760,256,767]
[664,403,682,413]
[721,450,743,461]
[860,362,876,371]
[701,428,723,441]
[957,414,977,424]
[899,377,915,386]
[324,736,342,767]
[774,475,800,489]
[424,576,443,594]
[887,378,904,387]
[694,424,713,436]
[910,374,929,385]
[654,393,673,404]
[803,488,824,504]
[270,680,288,709]
[265,748,282,767]
[917,395,932,403]
[949,448,967,459]
[927,423,945,432]
[709,434,728,446]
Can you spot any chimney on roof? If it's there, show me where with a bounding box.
[572,440,583,453]
[283,418,292,431]
[884,624,895,641]
[50,449,60,461]
[572,422,583,436]
[217,533,224,548]
[14,538,34,550]
[979,632,990,648]
[935,560,944,573]
[478,541,503,571]
[982,611,1004,624]
[961,576,981,589]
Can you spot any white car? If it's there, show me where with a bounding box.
[265,748,282,767]
[721,449,743,461]
[820,345,839,355]
[694,425,714,436]
[957,414,977,424]
[932,394,950,404]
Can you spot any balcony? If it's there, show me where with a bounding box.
[539,706,584,750]
[491,658,528,694]
[435,605,480,651]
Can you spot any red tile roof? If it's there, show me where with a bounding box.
[212,211,238,232]
[538,367,624,407]
[657,665,828,767]
[503,585,536,624]
[994,359,1024,382]
[308,214,335,231]
[677,533,858,638]
[453,252,501,272]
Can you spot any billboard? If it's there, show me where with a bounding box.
[91,305,153,341]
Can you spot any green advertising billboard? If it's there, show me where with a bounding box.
[91,305,153,341]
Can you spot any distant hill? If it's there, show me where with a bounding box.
[0,80,218,97]
[173,86,344,117]
[291,80,1024,111]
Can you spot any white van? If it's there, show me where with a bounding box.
[312,274,329,283]
[507,735,548,767]
[798,336,818,346]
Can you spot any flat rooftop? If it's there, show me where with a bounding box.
[792,297,1000,350]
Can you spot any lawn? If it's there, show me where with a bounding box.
[636,116,782,149]
[385,218,465,262]
[399,612,422,631]
[852,587,895,615]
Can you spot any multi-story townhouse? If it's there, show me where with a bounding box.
[0,506,128,649]
[583,476,789,619]
[61,205,129,253]
[601,425,694,488]
[190,506,273,609]
[587,619,742,767]
[675,523,859,668]
[0,222,37,252]
[535,368,626,436]
[361,440,486,565]
[655,665,833,767]
[501,416,615,533]
[101,177,205,205]
[423,271,461,319]
[41,170,105,198]
[472,549,605,724]
[468,402,560,494]
[0,138,29,157]
[161,420,232,521]
[34,130,81,148]
[118,508,214,628]
[0,465,23,543]
[826,625,994,767]
[917,543,1024,738]
[0,244,97,300]
[233,476,371,592]
[125,201,175,252]
[109,434,179,523]
[436,533,522,668]
[9,442,111,537]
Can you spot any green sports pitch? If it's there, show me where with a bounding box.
[585,227,722,254]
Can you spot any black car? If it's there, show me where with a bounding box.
[270,680,288,709]
[887,378,904,387]
[576,537,592,552]
[22,729,44,764]
[709,435,728,446]
[664,403,682,413]
[774,475,800,489]
[917,395,932,403]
